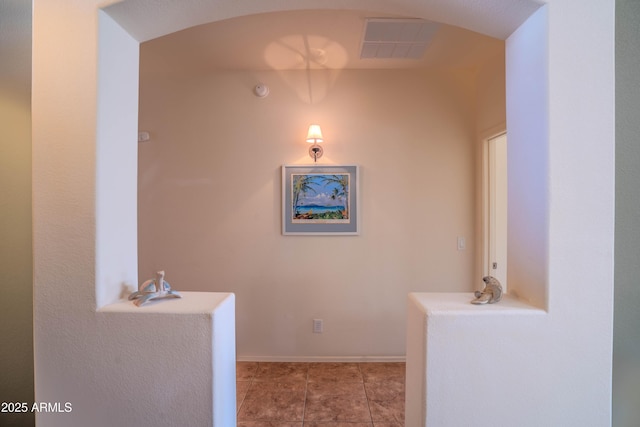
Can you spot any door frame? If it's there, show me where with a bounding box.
[481,128,508,292]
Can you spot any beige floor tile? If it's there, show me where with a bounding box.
[308,362,363,382]
[306,381,366,399]
[364,381,404,401]
[238,391,305,422]
[304,422,373,427]
[359,363,405,383]
[237,361,259,380]
[237,361,405,425]
[368,398,405,424]
[246,381,306,400]
[303,395,371,423]
[238,422,302,427]
[237,381,252,412]
[254,362,309,382]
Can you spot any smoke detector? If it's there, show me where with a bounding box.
[254,83,269,98]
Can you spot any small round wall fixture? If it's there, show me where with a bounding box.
[254,83,269,98]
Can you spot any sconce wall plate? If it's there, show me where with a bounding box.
[309,144,323,161]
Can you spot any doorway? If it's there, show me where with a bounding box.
[487,132,507,291]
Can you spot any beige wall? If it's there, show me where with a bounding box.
[138,67,483,358]
[0,1,34,425]
[474,50,507,282]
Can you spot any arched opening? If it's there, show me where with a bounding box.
[134,9,510,360]
[99,1,544,355]
[33,0,618,424]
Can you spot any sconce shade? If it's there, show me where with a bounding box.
[306,125,324,144]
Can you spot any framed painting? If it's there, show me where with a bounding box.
[282,165,359,235]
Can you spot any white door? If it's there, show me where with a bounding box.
[488,133,507,291]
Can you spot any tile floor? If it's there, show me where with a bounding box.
[236,362,405,427]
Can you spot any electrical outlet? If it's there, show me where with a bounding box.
[313,319,323,333]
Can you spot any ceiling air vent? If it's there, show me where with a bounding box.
[360,18,439,59]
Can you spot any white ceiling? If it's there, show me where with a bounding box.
[140,10,505,73]
[107,0,541,43]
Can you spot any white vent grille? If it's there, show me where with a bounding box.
[360,18,439,59]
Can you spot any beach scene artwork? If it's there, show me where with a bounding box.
[291,173,350,223]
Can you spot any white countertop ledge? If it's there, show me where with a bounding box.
[409,292,546,317]
[98,291,234,314]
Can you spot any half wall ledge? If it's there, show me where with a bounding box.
[406,292,547,427]
[96,292,236,427]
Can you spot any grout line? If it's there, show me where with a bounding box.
[236,362,255,417]
[359,362,375,424]
[301,363,309,424]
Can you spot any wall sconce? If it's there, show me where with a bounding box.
[306,124,324,162]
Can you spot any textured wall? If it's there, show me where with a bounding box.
[0,1,34,426]
[405,3,615,424]
[613,0,640,425]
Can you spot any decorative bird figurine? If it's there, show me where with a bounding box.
[129,270,181,307]
[471,276,503,305]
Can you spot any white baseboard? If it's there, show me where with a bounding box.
[236,355,406,363]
